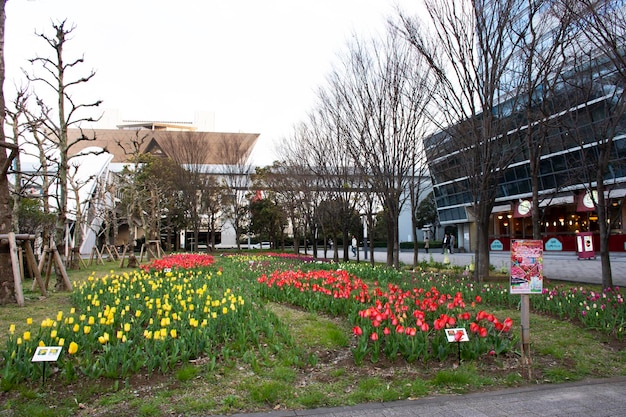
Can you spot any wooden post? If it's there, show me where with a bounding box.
[34,245,49,291]
[521,294,532,379]
[104,244,115,260]
[24,240,47,297]
[89,247,96,266]
[51,245,72,291]
[44,247,54,289]
[8,232,25,307]
[111,245,120,259]
[18,247,24,282]
[119,245,128,268]
[95,246,105,265]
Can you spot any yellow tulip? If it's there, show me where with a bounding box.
[26,317,32,325]
[23,331,31,341]
[9,324,15,334]
[68,341,78,354]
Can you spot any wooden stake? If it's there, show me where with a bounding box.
[8,233,25,306]
[24,240,47,297]
[119,245,128,268]
[44,247,54,289]
[52,246,72,291]
[521,294,532,379]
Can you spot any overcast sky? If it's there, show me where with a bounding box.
[5,0,423,166]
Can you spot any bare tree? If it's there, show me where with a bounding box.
[214,134,255,250]
[5,87,30,233]
[554,0,626,289]
[398,0,528,280]
[249,168,289,247]
[315,27,431,269]
[513,1,575,241]
[66,162,93,268]
[24,20,102,273]
[259,160,314,254]
[290,106,364,263]
[159,132,219,251]
[199,174,223,251]
[116,130,149,267]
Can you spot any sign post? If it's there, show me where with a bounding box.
[31,346,62,385]
[445,328,469,365]
[510,239,543,379]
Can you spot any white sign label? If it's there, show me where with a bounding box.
[32,346,63,362]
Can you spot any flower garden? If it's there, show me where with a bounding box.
[1,252,624,392]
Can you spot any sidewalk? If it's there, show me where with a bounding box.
[339,248,626,287]
[212,376,626,417]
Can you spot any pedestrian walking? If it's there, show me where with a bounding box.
[424,236,430,253]
[351,236,357,257]
[442,233,449,254]
[450,234,455,254]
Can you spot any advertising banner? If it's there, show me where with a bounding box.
[510,239,543,294]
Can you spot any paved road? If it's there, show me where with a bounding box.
[213,376,626,417]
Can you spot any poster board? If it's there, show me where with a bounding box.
[510,239,543,294]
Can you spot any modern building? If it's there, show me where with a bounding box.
[67,120,259,255]
[423,7,626,254]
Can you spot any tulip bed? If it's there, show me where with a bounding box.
[1,252,624,389]
[1,254,279,386]
[257,269,516,364]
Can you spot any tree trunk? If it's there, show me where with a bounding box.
[595,180,613,289]
[474,213,491,282]
[0,0,16,304]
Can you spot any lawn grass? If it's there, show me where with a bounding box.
[0,255,625,416]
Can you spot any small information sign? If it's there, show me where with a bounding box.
[445,328,469,343]
[32,346,63,362]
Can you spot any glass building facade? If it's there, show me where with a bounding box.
[425,36,626,252]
